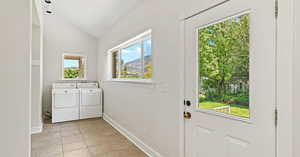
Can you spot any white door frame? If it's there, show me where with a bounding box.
[276,0,294,156]
[178,0,294,156]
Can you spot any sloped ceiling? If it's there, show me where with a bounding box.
[51,0,144,38]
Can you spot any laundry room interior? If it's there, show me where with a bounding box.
[31,0,162,156]
[32,0,101,128]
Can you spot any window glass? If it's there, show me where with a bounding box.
[198,14,250,118]
[63,55,86,79]
[120,43,142,78]
[109,30,152,81]
[143,39,152,79]
[112,51,120,78]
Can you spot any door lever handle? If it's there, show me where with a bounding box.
[184,112,192,119]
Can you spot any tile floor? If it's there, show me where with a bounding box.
[31,118,147,157]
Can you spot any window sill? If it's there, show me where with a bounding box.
[107,79,154,84]
[61,78,87,81]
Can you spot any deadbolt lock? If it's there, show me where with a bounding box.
[186,100,191,106]
[184,112,192,119]
[184,99,191,106]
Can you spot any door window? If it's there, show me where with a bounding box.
[198,13,250,118]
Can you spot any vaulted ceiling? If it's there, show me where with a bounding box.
[50,0,145,38]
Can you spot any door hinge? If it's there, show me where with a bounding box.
[275,109,278,127]
[275,0,279,18]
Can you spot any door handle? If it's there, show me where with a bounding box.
[184,112,192,119]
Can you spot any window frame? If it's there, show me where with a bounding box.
[107,30,153,83]
[62,53,87,80]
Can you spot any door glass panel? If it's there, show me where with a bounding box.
[198,13,250,118]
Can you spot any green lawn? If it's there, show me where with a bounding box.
[199,101,250,118]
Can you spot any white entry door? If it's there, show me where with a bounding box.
[184,0,276,157]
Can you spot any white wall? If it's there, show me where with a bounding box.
[0,0,31,156]
[43,13,98,113]
[31,24,43,133]
[97,1,186,156]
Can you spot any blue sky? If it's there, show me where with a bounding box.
[121,39,152,64]
[64,59,79,68]
[144,39,152,57]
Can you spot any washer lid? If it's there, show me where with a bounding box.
[52,83,77,89]
[77,83,99,88]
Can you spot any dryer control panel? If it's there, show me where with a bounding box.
[77,83,99,88]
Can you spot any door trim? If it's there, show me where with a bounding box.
[184,0,230,20]
[276,0,294,157]
[178,14,186,157]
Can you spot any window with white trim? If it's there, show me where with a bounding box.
[108,30,152,81]
[62,54,87,80]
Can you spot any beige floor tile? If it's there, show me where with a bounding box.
[127,147,148,157]
[62,135,84,144]
[98,127,119,136]
[61,128,81,137]
[77,118,103,125]
[64,148,91,157]
[32,144,63,157]
[60,125,80,131]
[81,129,113,139]
[43,126,61,133]
[87,139,134,156]
[31,137,61,149]
[94,150,130,157]
[88,143,114,156]
[60,125,79,131]
[109,139,136,151]
[80,127,97,133]
[32,132,61,142]
[79,122,110,131]
[83,134,124,147]
[63,141,87,153]
[84,137,106,147]
[102,148,147,157]
[31,151,63,157]
[31,118,146,157]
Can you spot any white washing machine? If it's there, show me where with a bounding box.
[52,83,80,123]
[77,83,103,119]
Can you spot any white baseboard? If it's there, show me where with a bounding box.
[103,114,163,157]
[31,124,43,134]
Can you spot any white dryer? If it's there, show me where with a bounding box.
[52,83,80,123]
[77,83,102,119]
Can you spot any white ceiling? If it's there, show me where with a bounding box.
[51,0,144,38]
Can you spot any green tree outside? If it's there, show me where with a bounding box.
[198,14,250,118]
